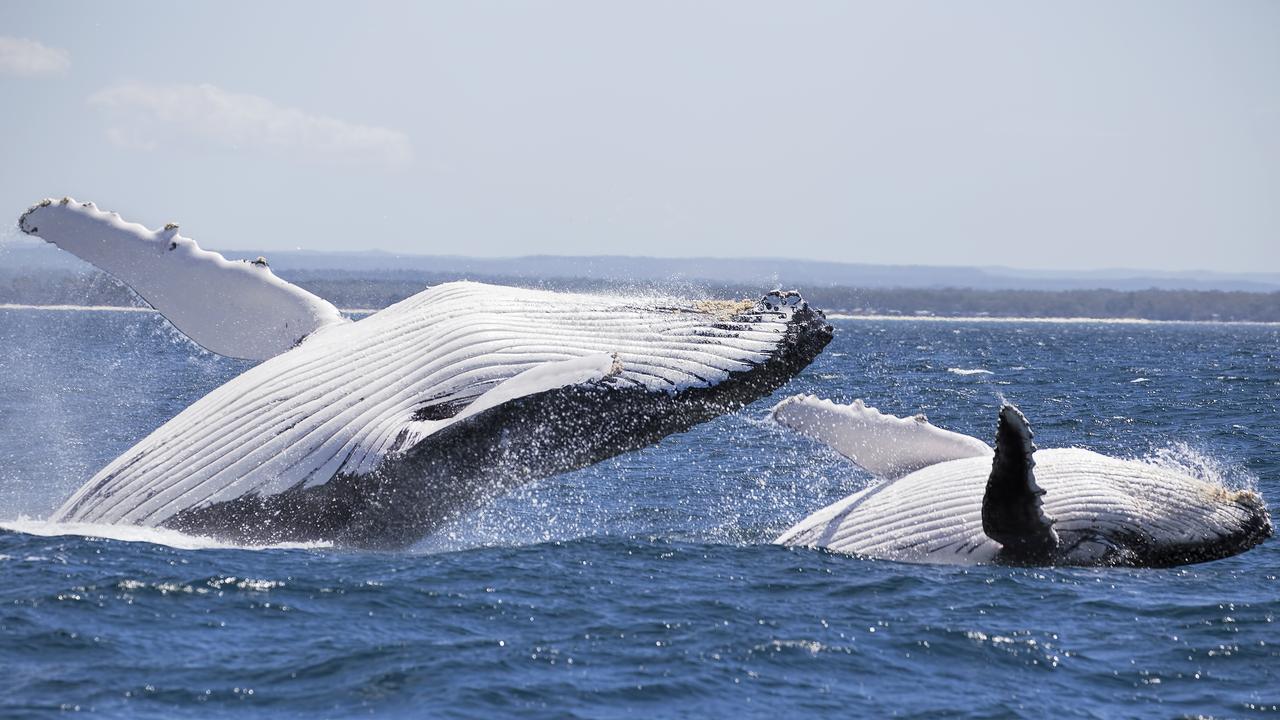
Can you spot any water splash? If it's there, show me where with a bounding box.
[1141,442,1259,492]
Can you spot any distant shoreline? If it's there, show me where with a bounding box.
[5,266,1279,322]
[5,303,1277,327]
[826,313,1280,327]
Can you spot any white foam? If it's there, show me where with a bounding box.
[0,303,382,317]
[0,303,154,313]
[948,368,994,376]
[0,518,331,551]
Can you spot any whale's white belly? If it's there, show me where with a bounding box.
[55,281,797,526]
[776,448,1250,565]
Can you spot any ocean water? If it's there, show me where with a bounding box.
[1,307,1277,718]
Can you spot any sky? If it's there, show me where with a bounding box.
[1,1,1276,273]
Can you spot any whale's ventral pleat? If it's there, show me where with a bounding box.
[23,198,834,549]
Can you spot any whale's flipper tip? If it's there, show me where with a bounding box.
[984,403,1060,563]
[18,198,57,235]
[16,196,347,360]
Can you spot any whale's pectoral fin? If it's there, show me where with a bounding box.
[982,404,1060,563]
[771,395,991,480]
[18,197,348,361]
[324,352,627,478]
[454,352,624,422]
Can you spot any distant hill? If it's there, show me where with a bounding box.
[4,238,1278,321]
[221,252,1280,293]
[4,239,1279,293]
[4,267,1279,323]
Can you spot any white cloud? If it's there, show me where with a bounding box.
[89,82,413,168]
[0,36,70,76]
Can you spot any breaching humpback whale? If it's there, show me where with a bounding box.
[17,198,831,548]
[771,396,1271,567]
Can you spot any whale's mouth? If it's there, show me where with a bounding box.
[1113,491,1273,568]
[1230,490,1274,551]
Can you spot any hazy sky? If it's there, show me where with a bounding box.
[1,1,1276,272]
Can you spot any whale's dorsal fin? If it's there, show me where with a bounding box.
[771,395,992,480]
[19,198,348,361]
[982,404,1059,563]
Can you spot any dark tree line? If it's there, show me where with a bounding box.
[3,270,1278,322]
[807,286,1280,322]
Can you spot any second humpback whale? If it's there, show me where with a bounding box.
[17,198,831,548]
[771,396,1271,567]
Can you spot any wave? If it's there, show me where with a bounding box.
[0,302,379,316]
[948,368,994,376]
[0,302,153,313]
[0,518,331,551]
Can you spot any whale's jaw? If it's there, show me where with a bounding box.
[1074,488,1273,568]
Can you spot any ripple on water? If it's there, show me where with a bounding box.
[0,315,1278,717]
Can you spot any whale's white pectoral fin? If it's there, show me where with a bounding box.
[455,352,622,422]
[771,395,992,480]
[302,353,625,482]
[18,197,348,361]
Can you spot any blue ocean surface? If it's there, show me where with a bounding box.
[1,307,1277,718]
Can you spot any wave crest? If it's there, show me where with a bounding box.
[0,518,331,551]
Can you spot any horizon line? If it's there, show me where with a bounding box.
[4,235,1275,280]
